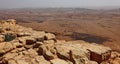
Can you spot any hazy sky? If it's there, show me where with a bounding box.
[0,0,120,9]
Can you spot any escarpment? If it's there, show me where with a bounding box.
[0,19,120,64]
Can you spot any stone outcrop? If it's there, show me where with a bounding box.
[0,19,119,64]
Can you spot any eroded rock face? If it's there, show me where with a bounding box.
[0,19,119,64]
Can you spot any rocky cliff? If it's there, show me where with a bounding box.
[0,19,120,64]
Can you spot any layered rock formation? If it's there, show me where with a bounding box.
[0,19,120,64]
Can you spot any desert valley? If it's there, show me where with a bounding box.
[0,8,120,64]
[0,8,119,51]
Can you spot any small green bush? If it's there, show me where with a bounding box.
[5,33,16,42]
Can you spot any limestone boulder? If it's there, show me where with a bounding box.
[45,33,56,40]
[38,40,56,60]
[43,40,55,50]
[31,31,46,42]
[55,42,89,64]
[38,44,55,60]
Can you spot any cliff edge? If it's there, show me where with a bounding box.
[0,19,120,64]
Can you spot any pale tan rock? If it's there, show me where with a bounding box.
[0,42,5,53]
[18,37,26,45]
[6,19,16,24]
[14,55,24,62]
[111,58,120,64]
[0,35,5,42]
[100,62,109,64]
[4,53,18,60]
[56,40,66,44]
[17,32,31,37]
[50,58,69,64]
[0,27,4,33]
[86,61,98,64]
[22,51,29,55]
[27,48,38,57]
[38,40,55,53]
[45,33,56,40]
[36,42,43,45]
[16,60,29,64]
[44,40,55,44]
[8,59,17,64]
[10,49,18,53]
[31,31,46,38]
[38,44,48,55]
[35,56,50,64]
[111,52,120,58]
[18,37,36,48]
[31,58,37,64]
[3,42,14,52]
[43,40,55,50]
[58,41,111,63]
[12,41,23,48]
[55,42,89,62]
[17,47,26,52]
[37,31,46,36]
[66,60,73,64]
[50,48,57,56]
[1,19,16,32]
[45,51,55,60]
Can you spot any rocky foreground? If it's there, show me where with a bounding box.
[0,19,120,64]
